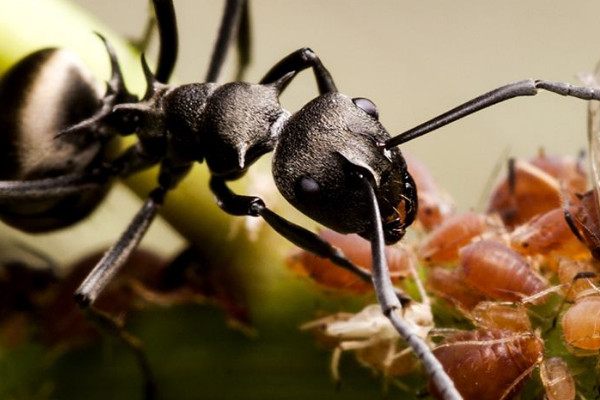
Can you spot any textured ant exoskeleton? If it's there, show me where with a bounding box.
[0,0,178,234]
[7,1,600,399]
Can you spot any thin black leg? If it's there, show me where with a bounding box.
[259,47,337,94]
[152,0,178,83]
[234,0,251,81]
[75,159,191,305]
[357,172,462,400]
[103,141,164,179]
[205,0,247,82]
[386,79,600,149]
[75,188,164,306]
[0,172,106,199]
[209,176,410,302]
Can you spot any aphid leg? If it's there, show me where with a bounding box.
[356,172,463,400]
[151,0,178,84]
[205,0,248,82]
[209,176,410,303]
[80,305,155,400]
[331,338,380,383]
[386,80,600,148]
[259,47,337,94]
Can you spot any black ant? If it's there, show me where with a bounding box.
[3,1,600,399]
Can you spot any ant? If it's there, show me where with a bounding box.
[4,1,600,399]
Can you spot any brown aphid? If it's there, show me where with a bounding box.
[557,258,599,301]
[510,207,590,261]
[287,229,413,293]
[460,240,549,302]
[431,328,544,400]
[529,149,587,194]
[418,212,503,266]
[426,266,487,312]
[539,357,576,400]
[470,301,532,332]
[561,295,600,353]
[565,190,600,260]
[488,159,562,228]
[403,152,454,231]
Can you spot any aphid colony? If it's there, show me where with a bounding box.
[295,148,597,400]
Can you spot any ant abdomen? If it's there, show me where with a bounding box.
[0,48,119,232]
[0,49,104,180]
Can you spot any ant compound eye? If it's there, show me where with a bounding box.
[294,176,321,206]
[352,97,379,120]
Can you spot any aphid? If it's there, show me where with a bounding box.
[469,301,532,332]
[301,300,434,382]
[426,267,488,312]
[488,159,562,228]
[287,229,413,294]
[459,239,549,302]
[301,257,435,384]
[418,211,503,266]
[431,328,544,400]
[561,293,600,353]
[509,207,590,262]
[403,152,454,231]
[528,149,587,194]
[539,357,576,400]
[557,258,598,300]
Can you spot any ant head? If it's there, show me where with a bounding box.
[273,92,416,244]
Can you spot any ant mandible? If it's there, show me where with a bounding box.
[3,1,600,399]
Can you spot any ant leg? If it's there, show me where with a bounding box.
[76,161,191,306]
[260,48,337,94]
[0,140,162,203]
[386,79,600,148]
[82,305,156,400]
[355,172,462,400]
[209,176,410,303]
[205,0,248,83]
[75,190,163,306]
[0,172,107,199]
[234,0,251,81]
[151,0,178,83]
